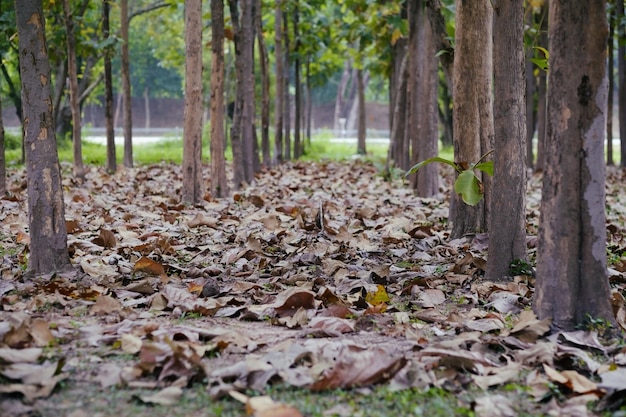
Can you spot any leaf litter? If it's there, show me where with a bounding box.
[1,160,626,416]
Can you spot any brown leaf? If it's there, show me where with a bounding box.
[92,228,117,248]
[90,295,123,315]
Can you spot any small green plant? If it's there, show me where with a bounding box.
[510,259,534,276]
[406,150,494,206]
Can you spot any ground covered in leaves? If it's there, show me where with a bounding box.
[2,160,626,417]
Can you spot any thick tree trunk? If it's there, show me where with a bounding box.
[485,0,528,282]
[121,0,133,167]
[210,0,228,197]
[256,0,271,167]
[449,0,494,238]
[356,68,367,155]
[619,0,626,167]
[16,0,72,276]
[273,0,284,163]
[182,0,204,204]
[607,2,615,166]
[534,0,615,331]
[412,2,439,197]
[103,0,116,175]
[62,0,85,180]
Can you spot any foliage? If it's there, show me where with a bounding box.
[407,150,494,206]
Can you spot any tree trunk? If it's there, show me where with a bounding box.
[256,0,271,167]
[210,0,229,198]
[144,87,150,129]
[16,0,72,276]
[356,68,367,155]
[241,0,256,181]
[0,86,5,196]
[283,14,291,160]
[228,0,245,188]
[485,0,528,282]
[182,0,204,204]
[607,1,615,166]
[387,53,408,171]
[412,2,439,197]
[449,0,494,238]
[305,58,312,147]
[293,4,302,159]
[525,17,536,170]
[121,0,133,168]
[534,0,615,331]
[334,62,351,134]
[62,0,85,180]
[103,0,116,175]
[618,0,626,167]
[535,13,548,172]
[273,0,284,164]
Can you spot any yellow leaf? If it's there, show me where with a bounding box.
[366,285,390,306]
[391,28,402,46]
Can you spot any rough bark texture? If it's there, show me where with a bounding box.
[449,0,493,238]
[293,5,302,159]
[16,0,72,276]
[256,0,271,167]
[282,15,291,161]
[607,1,615,166]
[0,89,5,196]
[103,0,116,175]
[485,0,527,282]
[210,0,228,198]
[388,53,408,171]
[241,0,256,181]
[412,3,439,197]
[618,0,626,167]
[534,0,615,331]
[273,0,284,164]
[228,0,245,188]
[121,0,133,167]
[62,0,85,180]
[182,0,204,204]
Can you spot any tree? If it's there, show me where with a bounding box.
[62,0,85,180]
[534,0,616,331]
[273,0,284,164]
[182,0,204,204]
[15,0,72,276]
[0,84,4,196]
[121,0,133,168]
[210,0,228,198]
[103,0,116,175]
[449,0,494,238]
[619,0,626,167]
[356,68,366,155]
[256,0,271,167]
[607,0,615,166]
[485,0,527,281]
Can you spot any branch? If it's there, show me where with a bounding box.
[129,1,171,22]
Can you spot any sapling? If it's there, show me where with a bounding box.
[406,150,494,206]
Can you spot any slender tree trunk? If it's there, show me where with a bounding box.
[618,0,626,166]
[534,0,615,331]
[182,0,204,204]
[144,87,150,129]
[525,22,536,169]
[356,68,367,155]
[412,2,439,197]
[16,0,72,276]
[607,1,615,166]
[228,0,245,188]
[273,0,284,163]
[242,0,256,182]
[62,0,85,180]
[283,14,291,160]
[387,53,408,171]
[535,12,548,172]
[103,0,116,174]
[485,0,528,281]
[449,0,494,238]
[293,4,302,159]
[334,62,351,134]
[256,0,271,167]
[210,0,229,197]
[121,0,133,168]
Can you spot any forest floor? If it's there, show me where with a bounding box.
[1,159,626,417]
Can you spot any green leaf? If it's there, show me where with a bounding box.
[474,161,494,176]
[406,157,459,176]
[454,170,483,206]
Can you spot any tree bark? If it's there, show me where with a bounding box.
[619,0,626,167]
[16,0,72,276]
[485,0,528,281]
[273,0,284,164]
[293,4,302,159]
[449,0,494,238]
[241,0,256,181]
[356,68,367,155]
[210,0,229,198]
[283,14,291,160]
[103,0,116,175]
[62,0,85,180]
[387,53,408,171]
[182,0,204,204]
[256,0,271,167]
[534,0,615,331]
[525,10,536,169]
[412,2,439,197]
[0,85,5,196]
[121,0,133,168]
[607,1,615,166]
